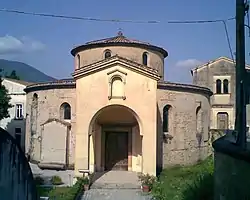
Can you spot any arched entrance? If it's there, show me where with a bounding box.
[88,105,142,173]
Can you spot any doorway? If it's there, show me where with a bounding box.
[105,131,128,171]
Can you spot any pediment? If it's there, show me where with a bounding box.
[41,118,71,127]
[191,56,250,73]
[72,55,160,81]
[107,69,127,76]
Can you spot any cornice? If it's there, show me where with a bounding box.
[157,81,213,96]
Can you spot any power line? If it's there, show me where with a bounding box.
[222,20,235,62]
[0,8,236,60]
[0,8,235,24]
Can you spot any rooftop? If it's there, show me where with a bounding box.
[71,32,168,57]
[86,31,151,46]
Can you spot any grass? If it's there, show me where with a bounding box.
[151,156,214,200]
[36,177,84,200]
[37,186,73,199]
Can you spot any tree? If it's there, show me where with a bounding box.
[0,71,12,120]
[6,70,20,80]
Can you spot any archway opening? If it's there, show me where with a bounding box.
[89,105,142,173]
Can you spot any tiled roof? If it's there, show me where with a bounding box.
[86,31,151,46]
[157,81,213,96]
[24,78,75,93]
[71,32,168,57]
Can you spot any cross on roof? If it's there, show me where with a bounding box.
[117,28,123,36]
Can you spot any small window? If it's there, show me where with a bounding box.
[163,105,171,132]
[104,50,111,59]
[142,52,148,66]
[15,104,23,119]
[196,106,202,133]
[216,79,222,94]
[15,128,21,145]
[60,103,71,120]
[223,79,229,94]
[33,93,38,101]
[77,54,80,68]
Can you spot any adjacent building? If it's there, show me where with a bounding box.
[191,57,250,131]
[0,78,32,151]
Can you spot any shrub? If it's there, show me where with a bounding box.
[151,156,214,200]
[34,176,44,185]
[50,175,63,185]
[82,176,90,185]
[182,173,214,200]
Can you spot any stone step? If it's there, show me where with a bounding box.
[90,182,141,189]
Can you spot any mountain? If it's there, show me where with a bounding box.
[0,59,56,83]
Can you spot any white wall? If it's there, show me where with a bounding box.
[0,78,27,150]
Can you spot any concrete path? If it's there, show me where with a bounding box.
[91,171,141,189]
[81,189,152,200]
[81,171,153,200]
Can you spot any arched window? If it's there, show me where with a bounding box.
[217,112,229,130]
[77,54,80,68]
[223,79,229,94]
[163,105,171,133]
[60,103,71,120]
[196,106,202,133]
[142,52,148,66]
[104,50,111,59]
[31,93,38,136]
[216,79,222,94]
[111,76,123,97]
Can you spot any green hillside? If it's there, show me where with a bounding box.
[0,59,56,83]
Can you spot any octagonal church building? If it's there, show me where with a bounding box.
[24,31,212,177]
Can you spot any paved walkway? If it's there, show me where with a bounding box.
[81,189,152,200]
[80,171,153,200]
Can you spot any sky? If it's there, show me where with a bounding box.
[0,0,249,83]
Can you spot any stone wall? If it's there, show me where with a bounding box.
[213,138,250,200]
[25,80,212,172]
[25,85,76,166]
[157,82,212,169]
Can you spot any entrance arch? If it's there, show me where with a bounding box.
[88,105,143,173]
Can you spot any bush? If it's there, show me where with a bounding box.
[34,176,44,185]
[151,156,214,200]
[82,176,90,185]
[182,173,214,200]
[37,177,85,200]
[51,175,63,185]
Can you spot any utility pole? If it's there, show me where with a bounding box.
[235,0,247,148]
[0,69,2,87]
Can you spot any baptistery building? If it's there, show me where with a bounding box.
[24,31,212,177]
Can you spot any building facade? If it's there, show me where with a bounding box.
[0,78,32,151]
[25,32,212,177]
[191,57,250,131]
